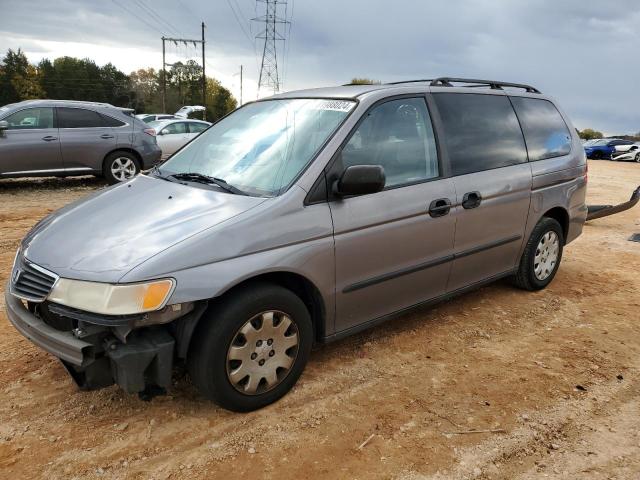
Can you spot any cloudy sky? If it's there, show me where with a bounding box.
[1,0,639,134]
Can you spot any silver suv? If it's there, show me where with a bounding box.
[5,78,587,411]
[0,100,162,184]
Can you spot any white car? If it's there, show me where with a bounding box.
[150,119,211,160]
[612,143,640,162]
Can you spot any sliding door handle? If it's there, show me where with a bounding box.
[42,135,58,142]
[462,191,482,209]
[428,198,451,217]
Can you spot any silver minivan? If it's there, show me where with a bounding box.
[5,78,588,411]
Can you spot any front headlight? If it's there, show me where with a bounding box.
[48,278,175,315]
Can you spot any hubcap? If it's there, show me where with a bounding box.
[226,311,299,395]
[110,157,137,181]
[534,231,559,281]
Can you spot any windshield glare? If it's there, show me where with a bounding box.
[158,98,355,196]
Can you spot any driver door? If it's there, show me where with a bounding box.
[157,122,190,160]
[329,97,457,333]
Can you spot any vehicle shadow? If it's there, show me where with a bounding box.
[0,175,107,192]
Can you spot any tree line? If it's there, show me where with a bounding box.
[0,49,237,121]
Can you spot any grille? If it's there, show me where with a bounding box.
[11,256,58,302]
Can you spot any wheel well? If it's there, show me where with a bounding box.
[217,272,326,343]
[103,148,142,169]
[543,207,569,242]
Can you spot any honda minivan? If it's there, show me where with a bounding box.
[5,78,588,411]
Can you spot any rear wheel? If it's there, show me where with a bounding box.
[513,217,564,291]
[103,151,140,185]
[591,150,603,160]
[635,152,640,163]
[188,283,313,412]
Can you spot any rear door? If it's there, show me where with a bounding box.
[431,92,532,292]
[329,96,457,333]
[0,107,62,175]
[57,107,117,172]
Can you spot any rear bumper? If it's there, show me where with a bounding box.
[139,144,163,169]
[5,284,174,393]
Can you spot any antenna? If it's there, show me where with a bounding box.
[253,0,290,96]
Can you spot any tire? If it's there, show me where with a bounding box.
[591,150,603,160]
[513,217,564,291]
[188,283,313,412]
[103,151,140,185]
[635,152,640,163]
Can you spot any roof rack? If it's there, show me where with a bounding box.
[429,77,541,94]
[386,79,433,85]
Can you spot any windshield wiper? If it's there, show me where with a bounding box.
[167,172,247,195]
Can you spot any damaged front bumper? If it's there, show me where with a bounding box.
[4,284,203,394]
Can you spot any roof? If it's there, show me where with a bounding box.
[10,99,118,108]
[267,77,542,100]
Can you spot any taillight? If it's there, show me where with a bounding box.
[144,128,156,137]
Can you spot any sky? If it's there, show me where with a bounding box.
[0,0,639,134]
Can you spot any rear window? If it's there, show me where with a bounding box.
[58,107,104,128]
[510,97,571,161]
[433,93,527,176]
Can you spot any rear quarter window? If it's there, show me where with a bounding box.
[100,113,126,127]
[510,97,571,161]
[432,93,527,176]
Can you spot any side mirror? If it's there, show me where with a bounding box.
[0,121,8,131]
[333,164,386,198]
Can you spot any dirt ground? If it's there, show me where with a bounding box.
[0,160,639,480]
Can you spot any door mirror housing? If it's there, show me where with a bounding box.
[333,165,386,198]
[0,120,8,131]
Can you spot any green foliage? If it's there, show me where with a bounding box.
[578,128,603,140]
[349,77,382,85]
[0,49,237,122]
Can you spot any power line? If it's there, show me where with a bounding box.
[111,0,165,35]
[225,0,257,53]
[132,0,183,37]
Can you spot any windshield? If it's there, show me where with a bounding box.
[592,140,609,146]
[157,98,355,196]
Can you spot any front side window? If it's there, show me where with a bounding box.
[161,122,188,135]
[159,98,355,196]
[57,108,104,128]
[4,108,54,130]
[340,97,439,187]
[511,97,571,161]
[433,93,527,176]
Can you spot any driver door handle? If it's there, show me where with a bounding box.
[42,135,58,142]
[462,191,482,209]
[428,198,452,217]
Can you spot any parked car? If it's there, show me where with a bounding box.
[612,144,640,162]
[175,105,206,118]
[0,100,162,184]
[611,142,640,159]
[582,138,601,147]
[150,118,211,160]
[6,78,587,412]
[136,113,177,123]
[584,138,634,159]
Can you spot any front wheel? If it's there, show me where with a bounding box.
[513,217,564,291]
[188,283,313,412]
[103,151,140,185]
[635,152,640,163]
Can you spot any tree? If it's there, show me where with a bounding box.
[0,49,42,105]
[578,128,603,140]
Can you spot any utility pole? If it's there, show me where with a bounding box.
[201,22,206,121]
[240,65,243,106]
[253,0,290,96]
[161,36,166,112]
[161,27,206,117]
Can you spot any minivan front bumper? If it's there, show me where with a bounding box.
[5,285,175,393]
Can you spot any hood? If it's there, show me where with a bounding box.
[23,175,266,283]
